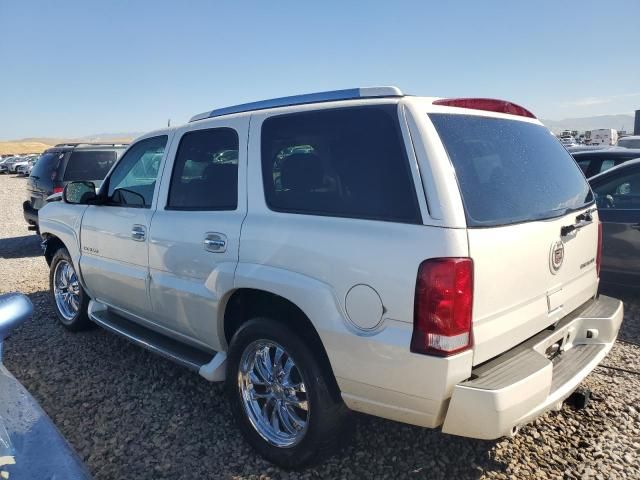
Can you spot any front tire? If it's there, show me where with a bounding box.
[226,317,352,469]
[49,248,92,331]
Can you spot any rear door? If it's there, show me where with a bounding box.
[591,164,640,284]
[80,135,171,319]
[147,119,248,350]
[430,113,598,365]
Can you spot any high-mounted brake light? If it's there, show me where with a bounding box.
[411,258,473,356]
[596,221,603,277]
[432,98,536,119]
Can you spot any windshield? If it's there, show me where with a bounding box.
[618,138,640,149]
[430,114,593,227]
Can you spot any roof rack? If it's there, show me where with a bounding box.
[53,142,129,148]
[189,86,404,122]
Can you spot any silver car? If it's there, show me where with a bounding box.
[0,294,91,479]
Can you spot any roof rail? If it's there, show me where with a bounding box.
[189,86,404,122]
[53,142,129,148]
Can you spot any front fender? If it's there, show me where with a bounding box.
[39,202,88,287]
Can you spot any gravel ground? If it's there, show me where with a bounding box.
[1,173,639,479]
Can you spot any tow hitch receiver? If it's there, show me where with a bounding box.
[567,388,591,410]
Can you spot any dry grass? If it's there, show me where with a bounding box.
[0,137,135,155]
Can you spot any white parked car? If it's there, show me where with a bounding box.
[38,87,623,468]
[16,158,36,176]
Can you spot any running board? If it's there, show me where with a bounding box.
[88,300,226,381]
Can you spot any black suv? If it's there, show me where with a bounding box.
[23,143,127,231]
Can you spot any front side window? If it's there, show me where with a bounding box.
[106,136,167,207]
[593,168,640,210]
[261,106,420,223]
[167,128,239,210]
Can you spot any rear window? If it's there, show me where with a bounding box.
[430,114,593,227]
[63,150,118,181]
[30,151,66,179]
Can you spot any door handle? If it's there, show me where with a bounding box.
[204,233,227,252]
[632,223,640,231]
[131,225,146,241]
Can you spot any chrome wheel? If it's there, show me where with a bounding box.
[53,259,81,322]
[238,340,309,447]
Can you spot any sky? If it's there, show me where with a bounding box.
[1,0,639,140]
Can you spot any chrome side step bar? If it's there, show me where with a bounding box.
[88,300,226,380]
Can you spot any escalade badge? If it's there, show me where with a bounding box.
[549,240,564,274]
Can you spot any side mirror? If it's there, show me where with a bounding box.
[63,181,97,205]
[0,294,33,361]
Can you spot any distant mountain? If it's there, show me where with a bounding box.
[541,115,635,134]
[0,133,140,155]
[79,132,143,142]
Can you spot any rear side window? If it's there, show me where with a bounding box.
[261,106,420,223]
[430,114,593,227]
[63,150,118,181]
[167,128,239,210]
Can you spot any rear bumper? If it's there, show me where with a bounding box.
[442,295,623,439]
[22,201,38,226]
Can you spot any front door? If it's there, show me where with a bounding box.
[148,119,248,351]
[80,135,170,319]
[592,164,640,285]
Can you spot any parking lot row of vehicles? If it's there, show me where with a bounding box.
[0,154,39,175]
[35,87,625,468]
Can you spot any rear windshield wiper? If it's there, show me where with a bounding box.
[560,207,597,237]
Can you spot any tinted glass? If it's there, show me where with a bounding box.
[618,138,640,148]
[168,128,239,210]
[430,114,593,227]
[593,168,640,210]
[599,159,615,173]
[30,151,65,179]
[107,136,167,207]
[261,106,420,223]
[63,150,118,181]
[577,159,590,174]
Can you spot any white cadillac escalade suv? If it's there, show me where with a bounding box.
[39,87,623,468]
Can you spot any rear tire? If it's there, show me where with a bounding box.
[49,248,92,331]
[226,317,352,469]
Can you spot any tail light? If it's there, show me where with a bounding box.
[53,186,64,194]
[596,221,603,277]
[432,98,536,119]
[411,258,473,356]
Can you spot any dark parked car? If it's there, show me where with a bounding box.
[572,148,640,178]
[590,158,640,287]
[617,135,640,149]
[0,293,91,479]
[23,143,127,231]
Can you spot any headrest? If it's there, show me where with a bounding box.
[280,153,324,191]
